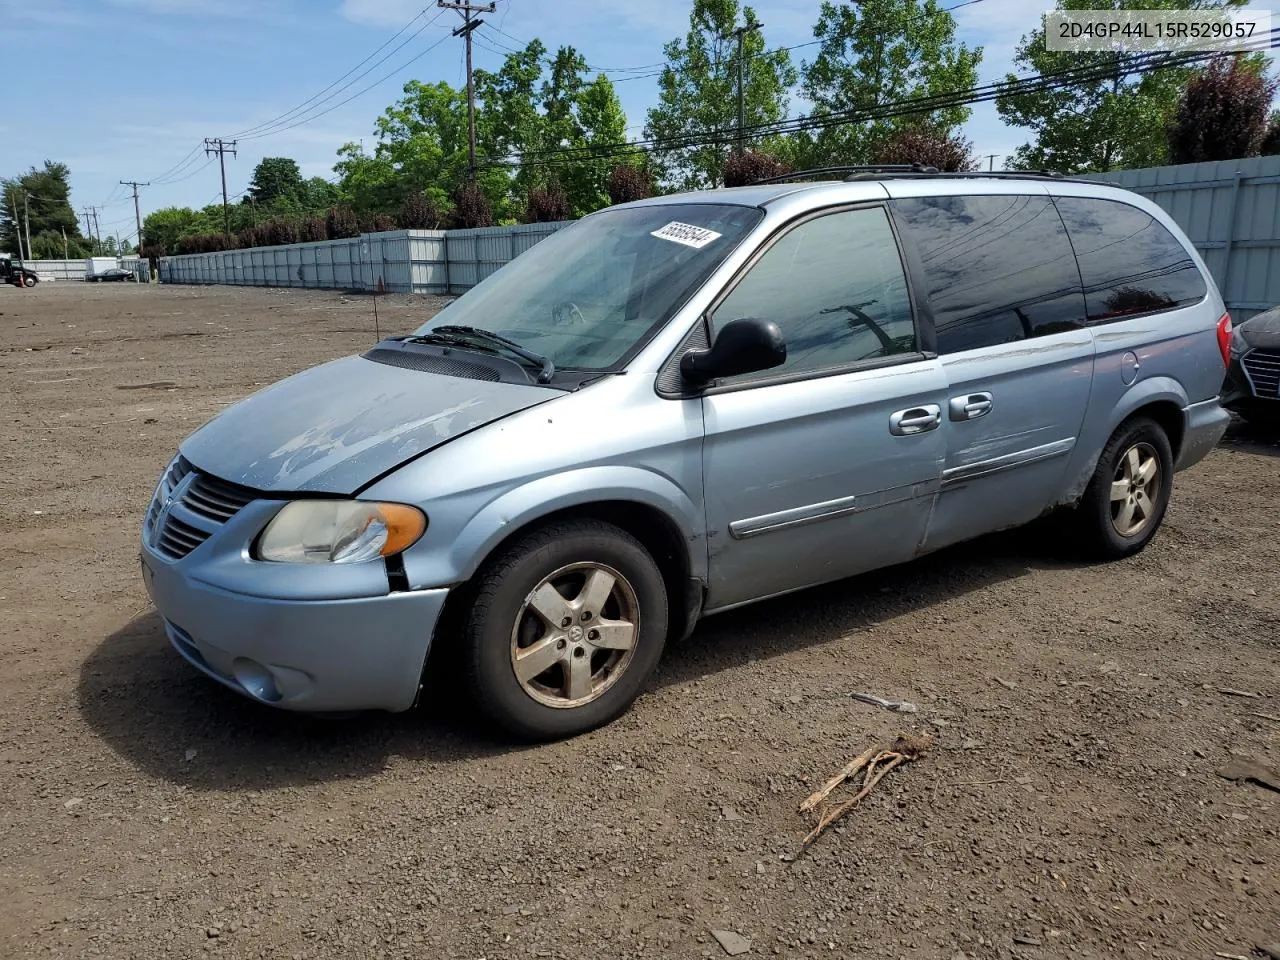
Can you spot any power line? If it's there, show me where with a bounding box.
[228,7,449,140]
[481,35,1278,172]
[148,143,207,185]
[236,30,454,142]
[119,180,150,250]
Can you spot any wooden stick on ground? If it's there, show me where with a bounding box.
[796,734,931,855]
[799,745,879,814]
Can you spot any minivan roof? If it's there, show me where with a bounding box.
[618,172,1124,211]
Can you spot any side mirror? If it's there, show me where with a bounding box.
[680,317,786,385]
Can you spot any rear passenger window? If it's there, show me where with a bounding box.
[1054,197,1207,323]
[712,206,916,381]
[892,194,1086,354]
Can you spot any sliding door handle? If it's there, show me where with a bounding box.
[889,404,942,436]
[949,392,994,421]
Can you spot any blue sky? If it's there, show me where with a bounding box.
[0,0,1274,244]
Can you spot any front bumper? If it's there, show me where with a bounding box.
[1222,354,1280,415]
[140,544,448,713]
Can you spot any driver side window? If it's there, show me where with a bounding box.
[711,206,916,382]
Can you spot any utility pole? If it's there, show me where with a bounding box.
[723,20,762,154]
[82,206,101,253]
[986,154,999,171]
[120,180,149,250]
[61,226,68,259]
[91,208,101,249]
[439,0,495,178]
[204,138,238,234]
[9,193,24,266]
[22,193,33,261]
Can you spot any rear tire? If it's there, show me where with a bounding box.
[463,519,668,741]
[1073,417,1174,560]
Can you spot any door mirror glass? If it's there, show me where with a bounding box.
[680,317,786,385]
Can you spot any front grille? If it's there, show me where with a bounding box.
[146,456,261,561]
[183,472,257,522]
[157,516,208,560]
[1242,348,1280,398]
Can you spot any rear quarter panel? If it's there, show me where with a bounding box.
[1048,182,1227,499]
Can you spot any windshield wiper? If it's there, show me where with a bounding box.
[418,325,555,383]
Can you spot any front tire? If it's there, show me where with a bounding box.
[1074,417,1174,560]
[22,275,35,287]
[463,519,668,741]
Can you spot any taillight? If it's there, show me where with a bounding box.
[1216,312,1232,367]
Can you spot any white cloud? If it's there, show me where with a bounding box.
[339,0,423,28]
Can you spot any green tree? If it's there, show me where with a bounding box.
[247,157,305,205]
[2,161,86,258]
[644,0,797,190]
[792,0,981,167]
[562,73,636,215]
[142,207,217,255]
[996,0,1248,173]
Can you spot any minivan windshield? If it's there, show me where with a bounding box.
[414,203,763,371]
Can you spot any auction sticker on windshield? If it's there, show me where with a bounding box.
[650,221,723,249]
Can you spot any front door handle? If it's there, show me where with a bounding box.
[949,392,994,421]
[889,404,942,436]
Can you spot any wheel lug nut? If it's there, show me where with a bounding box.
[580,611,592,622]
[556,638,567,650]
[587,629,599,640]
[560,617,572,628]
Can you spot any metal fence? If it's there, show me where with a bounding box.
[20,258,147,282]
[1086,155,1280,322]
[158,159,1280,319]
[158,223,569,295]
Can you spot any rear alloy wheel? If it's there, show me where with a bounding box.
[1109,441,1161,538]
[463,519,668,741]
[1074,417,1174,559]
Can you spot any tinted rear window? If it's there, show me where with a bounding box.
[1053,197,1207,324]
[892,194,1086,354]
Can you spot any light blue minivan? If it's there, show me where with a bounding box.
[141,169,1232,740]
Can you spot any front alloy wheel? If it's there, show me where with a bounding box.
[463,519,668,741]
[512,562,640,708]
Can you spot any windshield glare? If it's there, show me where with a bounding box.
[415,203,763,371]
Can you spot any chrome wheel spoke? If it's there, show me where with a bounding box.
[1109,479,1130,503]
[576,568,616,618]
[514,635,565,683]
[591,619,636,651]
[529,583,573,628]
[1114,499,1137,533]
[565,652,593,701]
[1133,490,1152,522]
[1136,456,1157,486]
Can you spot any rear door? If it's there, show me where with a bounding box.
[888,187,1095,551]
[698,204,948,610]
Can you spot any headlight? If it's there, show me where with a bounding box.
[257,500,426,564]
[1230,325,1249,357]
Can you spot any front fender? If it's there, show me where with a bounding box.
[401,465,706,589]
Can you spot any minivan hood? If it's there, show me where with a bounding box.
[180,355,554,494]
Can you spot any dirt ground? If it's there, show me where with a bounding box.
[0,282,1277,960]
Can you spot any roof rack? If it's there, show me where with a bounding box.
[755,164,938,184]
[754,166,1094,186]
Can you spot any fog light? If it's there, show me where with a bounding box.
[231,658,281,702]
